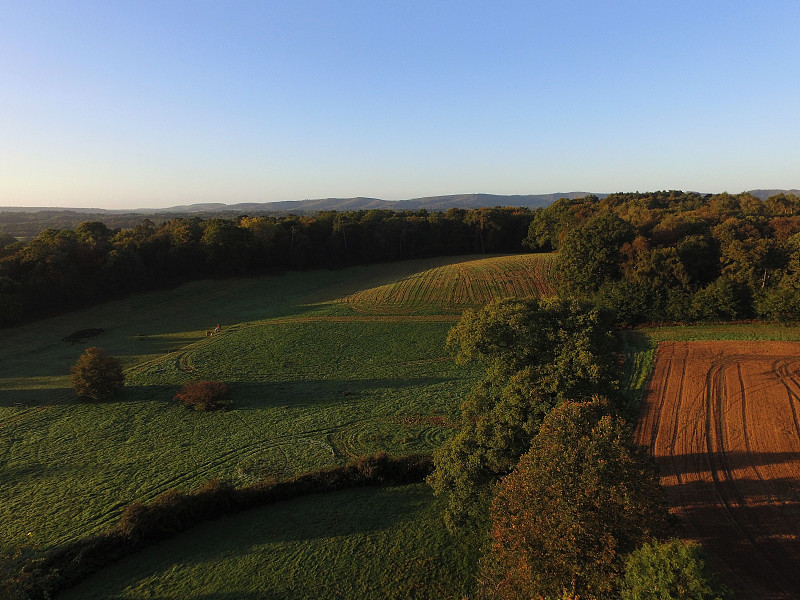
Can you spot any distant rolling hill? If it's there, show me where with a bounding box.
[0,193,597,239]
[3,190,799,216]
[3,190,798,240]
[0,192,599,215]
[746,189,800,201]
[209,192,601,214]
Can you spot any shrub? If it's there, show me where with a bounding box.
[70,346,125,401]
[621,539,731,600]
[174,380,229,411]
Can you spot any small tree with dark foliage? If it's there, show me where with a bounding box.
[71,347,124,401]
[174,380,228,411]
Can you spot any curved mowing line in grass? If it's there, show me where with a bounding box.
[297,253,557,314]
[59,484,479,600]
[0,316,482,555]
[340,254,557,314]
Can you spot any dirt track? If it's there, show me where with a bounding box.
[635,341,800,600]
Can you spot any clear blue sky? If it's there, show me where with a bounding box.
[1,1,798,208]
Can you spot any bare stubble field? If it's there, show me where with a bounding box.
[635,341,800,600]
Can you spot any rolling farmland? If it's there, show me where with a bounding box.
[329,253,558,314]
[0,253,555,598]
[635,341,800,600]
[59,483,478,600]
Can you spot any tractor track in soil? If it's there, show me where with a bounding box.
[635,341,800,600]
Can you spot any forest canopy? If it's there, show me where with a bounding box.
[523,191,800,324]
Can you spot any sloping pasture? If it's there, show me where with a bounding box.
[302,252,557,313]
[59,483,478,600]
[1,253,555,596]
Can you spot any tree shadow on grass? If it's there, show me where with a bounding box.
[128,333,205,354]
[61,486,434,600]
[0,376,458,410]
[0,384,187,408]
[209,484,430,546]
[229,377,458,410]
[0,461,73,484]
[297,254,505,305]
[0,386,75,407]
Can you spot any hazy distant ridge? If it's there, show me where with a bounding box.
[0,192,597,214]
[747,189,800,201]
[3,190,799,215]
[141,192,600,214]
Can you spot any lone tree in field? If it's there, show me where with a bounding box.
[71,346,125,401]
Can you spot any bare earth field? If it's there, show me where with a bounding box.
[635,341,800,600]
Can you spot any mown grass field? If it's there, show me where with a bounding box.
[315,253,558,314]
[60,484,479,600]
[1,253,555,598]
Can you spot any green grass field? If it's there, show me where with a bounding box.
[641,322,800,342]
[60,484,480,600]
[326,253,558,313]
[1,253,557,598]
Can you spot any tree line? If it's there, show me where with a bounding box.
[0,207,534,325]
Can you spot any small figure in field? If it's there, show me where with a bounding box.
[215,323,221,333]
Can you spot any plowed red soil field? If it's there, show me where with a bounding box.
[635,341,800,600]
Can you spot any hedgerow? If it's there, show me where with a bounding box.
[1,452,433,600]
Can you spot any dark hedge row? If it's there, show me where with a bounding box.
[1,452,433,600]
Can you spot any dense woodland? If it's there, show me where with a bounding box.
[536,191,800,324]
[429,298,729,598]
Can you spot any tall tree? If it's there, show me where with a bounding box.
[478,399,670,600]
[428,298,619,529]
[523,198,577,251]
[558,212,635,292]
